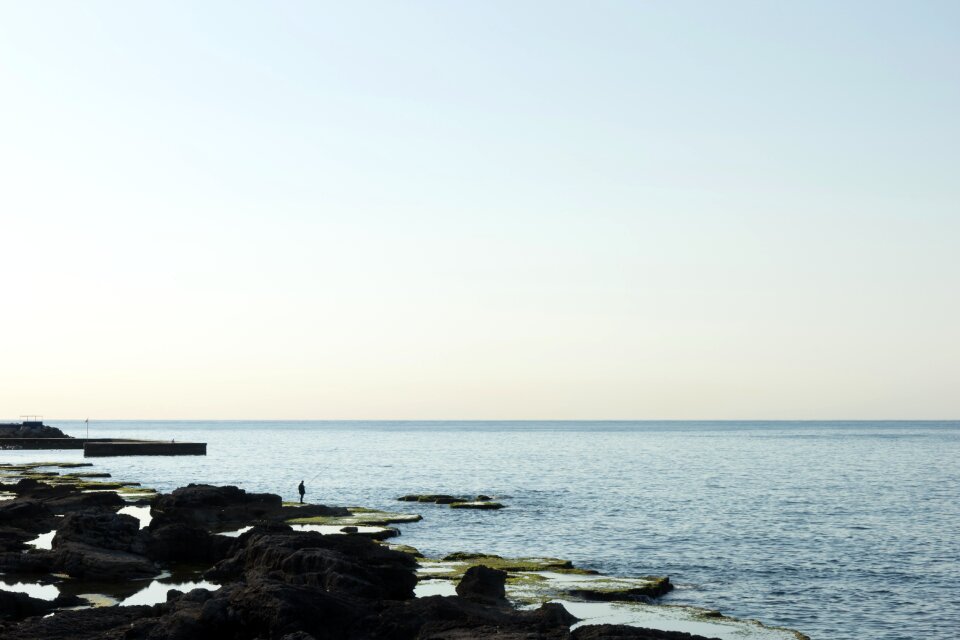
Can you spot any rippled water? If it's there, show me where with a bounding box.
[3,420,958,640]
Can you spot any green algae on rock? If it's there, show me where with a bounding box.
[429,553,595,576]
[562,575,673,601]
[386,543,424,558]
[0,462,157,503]
[286,506,422,527]
[449,501,505,510]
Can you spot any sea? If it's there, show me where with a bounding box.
[2,420,958,640]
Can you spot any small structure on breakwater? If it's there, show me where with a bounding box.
[0,421,206,457]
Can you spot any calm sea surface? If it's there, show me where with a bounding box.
[3,421,958,640]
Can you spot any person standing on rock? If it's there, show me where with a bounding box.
[298,480,305,503]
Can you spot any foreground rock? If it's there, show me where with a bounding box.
[0,590,83,622]
[0,479,785,640]
[456,565,507,604]
[0,499,57,551]
[0,507,724,640]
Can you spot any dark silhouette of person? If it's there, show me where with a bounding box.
[298,480,305,504]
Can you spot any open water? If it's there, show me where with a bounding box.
[3,420,958,640]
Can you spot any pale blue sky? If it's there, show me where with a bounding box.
[1,1,958,419]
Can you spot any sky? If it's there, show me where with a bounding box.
[1,1,958,420]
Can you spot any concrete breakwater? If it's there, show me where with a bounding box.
[0,423,205,456]
[0,438,206,457]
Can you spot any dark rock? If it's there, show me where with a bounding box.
[449,501,505,510]
[205,528,417,600]
[53,543,158,581]
[151,484,283,530]
[572,625,722,640]
[376,597,576,640]
[397,494,466,504]
[141,522,235,564]
[277,504,351,520]
[0,590,56,622]
[456,565,507,603]
[0,423,70,439]
[476,494,493,501]
[0,499,57,551]
[1,480,123,513]
[45,509,158,580]
[207,578,363,639]
[0,604,155,640]
[44,490,124,513]
[0,589,86,622]
[0,550,55,574]
[0,499,53,529]
[568,577,673,602]
[358,527,401,541]
[53,510,141,552]
[0,482,732,640]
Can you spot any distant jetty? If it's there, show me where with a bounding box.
[0,421,206,457]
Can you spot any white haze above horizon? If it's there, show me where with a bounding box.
[1,1,958,420]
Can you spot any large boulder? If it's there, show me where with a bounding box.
[52,543,158,581]
[50,510,158,581]
[205,526,418,600]
[456,565,507,603]
[52,510,141,551]
[151,484,283,530]
[141,522,235,564]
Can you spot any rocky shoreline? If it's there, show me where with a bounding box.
[0,462,808,640]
